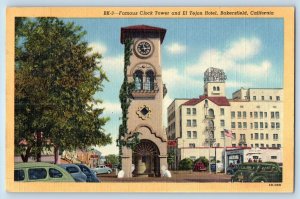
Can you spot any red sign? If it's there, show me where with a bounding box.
[167,140,177,147]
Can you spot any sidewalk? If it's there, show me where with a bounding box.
[99,171,231,183]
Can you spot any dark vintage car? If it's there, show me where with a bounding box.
[193,162,207,172]
[231,162,282,182]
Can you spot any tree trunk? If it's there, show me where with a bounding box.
[21,146,31,162]
[54,146,59,164]
[36,132,42,162]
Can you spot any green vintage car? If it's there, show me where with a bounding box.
[231,162,282,182]
[15,162,75,182]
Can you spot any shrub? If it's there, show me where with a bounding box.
[178,158,194,170]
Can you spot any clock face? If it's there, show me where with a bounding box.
[135,40,153,57]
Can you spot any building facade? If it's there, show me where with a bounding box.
[120,25,168,177]
[167,67,283,168]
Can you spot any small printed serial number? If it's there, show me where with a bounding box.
[269,183,281,186]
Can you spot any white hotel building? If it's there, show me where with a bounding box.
[166,68,283,168]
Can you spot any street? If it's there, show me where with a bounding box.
[98,171,232,183]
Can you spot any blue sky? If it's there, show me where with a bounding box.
[64,18,283,155]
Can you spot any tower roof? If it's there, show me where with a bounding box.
[120,25,167,44]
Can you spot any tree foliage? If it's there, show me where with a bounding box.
[105,154,119,166]
[15,17,112,162]
[178,158,194,170]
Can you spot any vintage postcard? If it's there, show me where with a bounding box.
[6,7,294,192]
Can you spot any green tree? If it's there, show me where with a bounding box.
[178,158,194,170]
[15,17,112,163]
[105,154,119,166]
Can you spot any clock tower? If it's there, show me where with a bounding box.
[120,25,168,177]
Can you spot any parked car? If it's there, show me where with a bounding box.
[193,162,207,172]
[75,164,100,182]
[92,165,112,174]
[59,164,87,182]
[14,162,75,182]
[231,162,282,182]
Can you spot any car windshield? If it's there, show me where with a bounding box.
[238,164,258,171]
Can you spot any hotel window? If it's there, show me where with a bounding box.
[232,144,236,147]
[266,144,269,148]
[187,131,191,138]
[264,112,267,118]
[220,108,224,115]
[265,122,268,129]
[271,112,275,119]
[192,108,196,115]
[260,133,264,140]
[271,122,275,129]
[243,122,247,129]
[231,122,236,129]
[232,133,236,139]
[187,108,191,115]
[251,134,253,140]
[251,144,253,148]
[272,144,276,148]
[275,112,280,119]
[276,96,280,101]
[261,144,264,148]
[192,119,197,127]
[238,122,242,129]
[237,111,241,118]
[271,156,277,159]
[262,96,264,100]
[253,96,256,100]
[193,131,197,138]
[260,122,263,129]
[243,111,246,118]
[220,120,225,127]
[266,133,269,140]
[277,144,281,148]
[270,96,272,100]
[189,143,195,148]
[254,112,258,118]
[231,111,235,119]
[276,122,280,129]
[273,134,278,140]
[255,144,259,148]
[250,123,253,129]
[254,122,258,129]
[260,112,263,118]
[250,112,253,118]
[187,120,191,127]
[221,131,224,138]
[255,133,259,140]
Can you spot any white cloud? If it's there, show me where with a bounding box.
[162,68,200,89]
[225,37,261,60]
[101,54,123,72]
[185,37,271,78]
[241,60,271,75]
[94,135,119,156]
[166,42,186,54]
[88,101,121,115]
[88,42,107,55]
